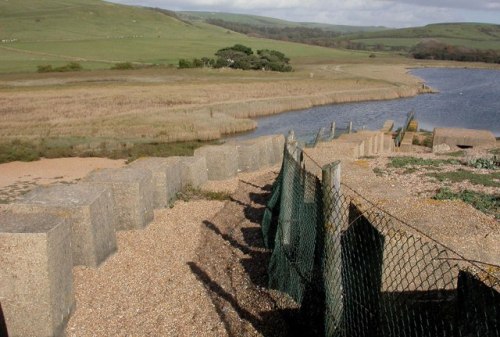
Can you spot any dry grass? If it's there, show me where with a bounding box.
[0,63,428,145]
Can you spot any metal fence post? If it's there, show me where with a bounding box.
[322,160,344,337]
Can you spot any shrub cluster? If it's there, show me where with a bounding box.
[178,44,293,72]
[111,62,135,70]
[37,62,83,73]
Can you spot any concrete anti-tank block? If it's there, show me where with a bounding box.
[194,145,239,180]
[332,138,365,158]
[179,156,208,188]
[236,142,261,173]
[254,136,275,168]
[272,134,285,164]
[0,211,74,337]
[317,141,362,159]
[11,184,117,267]
[85,168,154,230]
[339,133,373,156]
[357,130,384,154]
[128,157,182,208]
[383,134,395,153]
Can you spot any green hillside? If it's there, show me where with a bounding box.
[179,11,387,33]
[341,23,500,51]
[0,0,370,73]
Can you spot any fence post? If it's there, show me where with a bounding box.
[313,127,325,147]
[348,121,353,134]
[281,130,298,246]
[322,160,344,337]
[329,121,336,140]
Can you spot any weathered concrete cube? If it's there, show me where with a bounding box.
[272,134,285,164]
[0,211,74,337]
[179,156,208,189]
[128,157,182,208]
[85,168,154,230]
[333,138,365,158]
[194,145,239,180]
[339,133,373,156]
[357,130,384,154]
[383,134,395,153]
[320,141,362,159]
[254,136,275,168]
[399,132,415,152]
[11,184,117,267]
[236,142,261,173]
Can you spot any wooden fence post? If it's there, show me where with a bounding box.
[313,127,325,147]
[329,121,336,140]
[322,160,344,336]
[281,130,299,246]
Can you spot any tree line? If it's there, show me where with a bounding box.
[411,40,500,64]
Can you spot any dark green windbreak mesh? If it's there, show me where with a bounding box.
[261,163,283,250]
[266,149,323,304]
[263,142,500,337]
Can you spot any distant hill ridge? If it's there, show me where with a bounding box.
[178,11,500,52]
[178,11,388,33]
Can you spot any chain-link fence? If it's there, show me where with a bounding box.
[262,139,500,337]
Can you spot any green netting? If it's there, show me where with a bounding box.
[266,149,323,304]
[261,163,283,250]
[263,142,500,337]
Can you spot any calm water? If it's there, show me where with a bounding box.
[227,68,500,141]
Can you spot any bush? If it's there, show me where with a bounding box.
[37,64,53,73]
[111,62,135,70]
[36,62,82,73]
[0,140,40,163]
[467,157,498,170]
[64,62,82,71]
[178,59,193,69]
[178,58,205,69]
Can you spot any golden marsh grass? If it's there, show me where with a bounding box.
[0,63,429,147]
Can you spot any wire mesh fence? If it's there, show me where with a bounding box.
[261,139,500,337]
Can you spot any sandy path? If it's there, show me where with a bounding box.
[0,157,125,203]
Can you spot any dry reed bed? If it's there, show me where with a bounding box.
[0,64,427,143]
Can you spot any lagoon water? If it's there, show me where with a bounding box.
[228,68,500,141]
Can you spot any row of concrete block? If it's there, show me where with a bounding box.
[314,130,393,160]
[195,134,285,180]
[0,134,284,337]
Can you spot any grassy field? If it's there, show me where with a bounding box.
[0,0,374,73]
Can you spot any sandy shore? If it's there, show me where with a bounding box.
[0,157,125,204]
